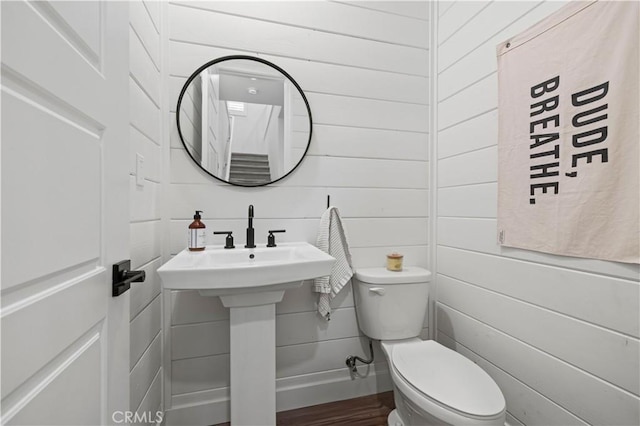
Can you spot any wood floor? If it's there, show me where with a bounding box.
[214,391,395,426]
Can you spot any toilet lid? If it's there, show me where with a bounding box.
[392,341,505,417]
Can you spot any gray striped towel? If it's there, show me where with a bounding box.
[313,206,354,320]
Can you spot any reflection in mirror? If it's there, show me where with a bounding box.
[177,56,312,187]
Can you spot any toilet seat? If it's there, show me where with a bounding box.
[389,340,505,420]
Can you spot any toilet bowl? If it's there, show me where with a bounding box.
[353,267,506,426]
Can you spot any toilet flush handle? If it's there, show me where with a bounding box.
[369,287,386,296]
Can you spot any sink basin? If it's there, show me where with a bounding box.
[158,242,335,299]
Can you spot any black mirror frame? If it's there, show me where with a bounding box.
[176,55,313,187]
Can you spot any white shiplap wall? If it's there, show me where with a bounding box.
[163,1,429,424]
[129,0,164,420]
[434,2,640,426]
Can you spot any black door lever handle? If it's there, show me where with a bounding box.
[112,260,146,297]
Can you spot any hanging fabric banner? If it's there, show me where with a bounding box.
[497,1,639,264]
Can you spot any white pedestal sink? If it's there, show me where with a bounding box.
[158,242,335,425]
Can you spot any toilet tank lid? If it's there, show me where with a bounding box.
[354,267,431,284]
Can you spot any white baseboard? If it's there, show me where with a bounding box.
[164,363,392,426]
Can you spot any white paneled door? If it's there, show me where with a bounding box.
[1,1,130,425]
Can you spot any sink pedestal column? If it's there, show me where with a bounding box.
[221,291,285,426]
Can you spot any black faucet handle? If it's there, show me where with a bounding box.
[266,230,286,247]
[213,231,235,249]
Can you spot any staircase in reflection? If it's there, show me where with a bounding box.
[228,152,272,185]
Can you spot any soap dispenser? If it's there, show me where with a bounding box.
[188,210,206,251]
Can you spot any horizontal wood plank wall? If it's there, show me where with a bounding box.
[435,2,640,425]
[129,0,164,418]
[164,1,429,424]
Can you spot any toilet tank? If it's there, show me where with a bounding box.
[353,267,431,340]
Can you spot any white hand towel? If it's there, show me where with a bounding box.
[313,206,354,320]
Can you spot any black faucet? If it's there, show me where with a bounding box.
[245,205,255,248]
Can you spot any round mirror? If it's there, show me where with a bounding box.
[176,55,312,187]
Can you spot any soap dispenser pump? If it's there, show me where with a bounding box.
[188,210,206,251]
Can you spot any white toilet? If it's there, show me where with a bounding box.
[353,267,506,426]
